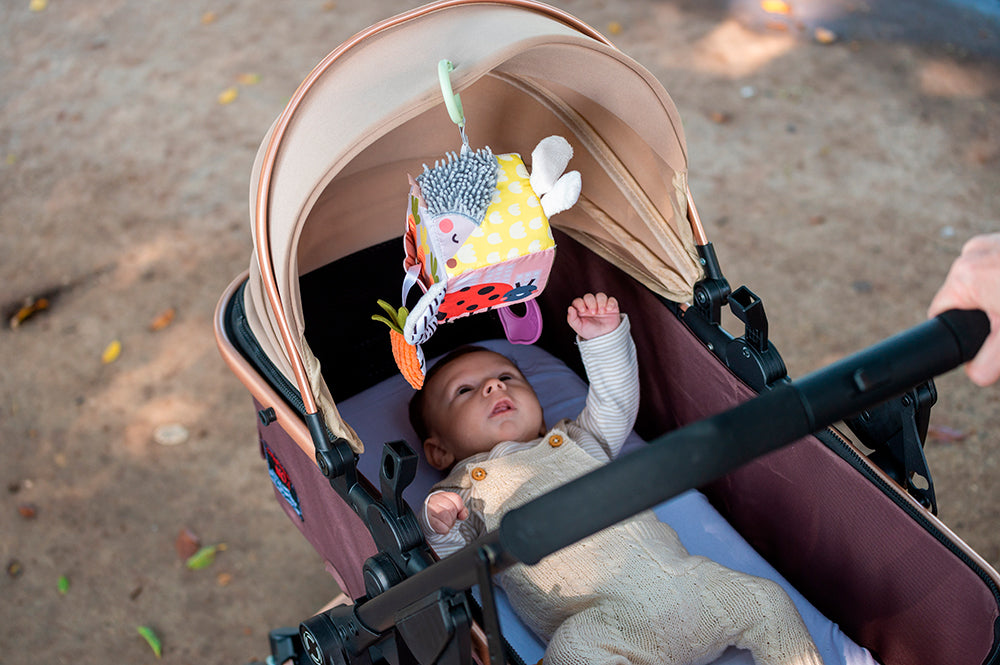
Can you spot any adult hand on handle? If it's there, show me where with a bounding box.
[928,233,1000,386]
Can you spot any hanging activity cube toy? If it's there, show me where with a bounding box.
[374,60,581,389]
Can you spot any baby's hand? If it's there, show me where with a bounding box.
[567,292,621,340]
[426,491,468,534]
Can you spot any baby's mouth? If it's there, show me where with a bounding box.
[490,399,515,417]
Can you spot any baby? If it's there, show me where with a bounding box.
[409,293,823,665]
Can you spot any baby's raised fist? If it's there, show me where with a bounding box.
[567,292,621,341]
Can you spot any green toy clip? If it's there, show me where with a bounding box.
[438,59,465,128]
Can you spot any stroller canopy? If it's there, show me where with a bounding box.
[244,0,703,451]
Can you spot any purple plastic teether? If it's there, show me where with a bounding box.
[499,300,543,345]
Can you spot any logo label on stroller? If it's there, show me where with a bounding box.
[262,441,303,521]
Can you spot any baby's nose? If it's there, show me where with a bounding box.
[482,378,506,394]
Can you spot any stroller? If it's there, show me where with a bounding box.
[213,2,1000,664]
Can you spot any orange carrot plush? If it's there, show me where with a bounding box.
[372,299,424,389]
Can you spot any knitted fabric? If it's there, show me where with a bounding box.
[455,433,823,665]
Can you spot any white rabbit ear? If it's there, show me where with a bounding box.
[540,170,581,218]
[529,135,574,196]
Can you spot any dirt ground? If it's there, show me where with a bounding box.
[2,0,998,662]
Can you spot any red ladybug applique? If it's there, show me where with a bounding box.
[437,283,513,320]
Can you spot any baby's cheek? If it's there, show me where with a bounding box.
[532,400,547,435]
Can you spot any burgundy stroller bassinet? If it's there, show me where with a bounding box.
[214,2,1000,664]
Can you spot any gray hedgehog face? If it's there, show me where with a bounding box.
[413,146,499,274]
[427,212,478,264]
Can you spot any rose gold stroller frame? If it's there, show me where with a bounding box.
[214,2,1000,664]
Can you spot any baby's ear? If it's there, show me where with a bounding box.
[423,437,454,471]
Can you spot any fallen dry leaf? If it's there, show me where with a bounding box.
[4,280,87,330]
[216,572,233,587]
[814,27,838,44]
[236,73,261,86]
[7,559,23,578]
[29,0,47,11]
[101,340,122,364]
[175,527,201,560]
[200,11,216,24]
[217,87,238,105]
[148,307,176,331]
[761,0,791,15]
[607,21,623,35]
[709,111,732,124]
[9,296,49,329]
[927,424,971,443]
[17,503,38,519]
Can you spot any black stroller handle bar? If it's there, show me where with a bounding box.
[356,308,989,634]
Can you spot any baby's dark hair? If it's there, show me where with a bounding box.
[408,344,515,444]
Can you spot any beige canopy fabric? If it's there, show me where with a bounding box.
[244,0,703,452]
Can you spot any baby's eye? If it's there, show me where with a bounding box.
[456,386,472,395]
[499,374,513,382]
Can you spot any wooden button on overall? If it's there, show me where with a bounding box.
[548,434,564,447]
[471,467,487,481]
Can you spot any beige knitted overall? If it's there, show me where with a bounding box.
[465,429,823,665]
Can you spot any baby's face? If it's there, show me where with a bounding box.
[421,350,546,470]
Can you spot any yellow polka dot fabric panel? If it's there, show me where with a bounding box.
[446,153,556,278]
